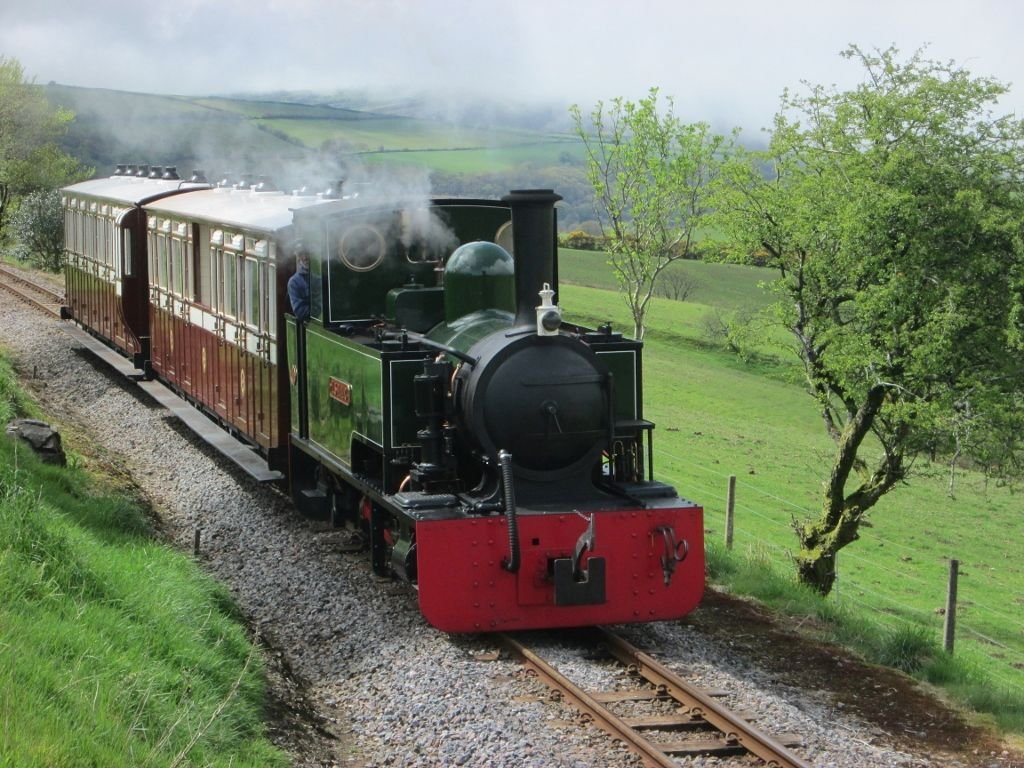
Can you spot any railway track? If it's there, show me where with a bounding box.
[0,264,64,317]
[499,627,812,768]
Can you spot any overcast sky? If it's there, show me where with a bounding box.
[1,0,1021,130]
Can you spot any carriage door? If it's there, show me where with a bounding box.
[170,222,192,392]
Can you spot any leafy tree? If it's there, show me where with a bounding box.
[0,57,89,243]
[570,89,728,339]
[714,46,1024,595]
[10,190,64,271]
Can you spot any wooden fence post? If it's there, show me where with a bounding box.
[725,475,736,550]
[943,559,959,653]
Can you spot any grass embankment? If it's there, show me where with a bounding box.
[560,249,1024,735]
[0,352,285,766]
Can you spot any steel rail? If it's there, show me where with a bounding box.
[499,628,812,768]
[596,626,813,768]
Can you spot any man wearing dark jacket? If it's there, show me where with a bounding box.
[288,249,311,321]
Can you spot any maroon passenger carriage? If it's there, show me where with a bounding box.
[140,180,335,469]
[62,165,209,367]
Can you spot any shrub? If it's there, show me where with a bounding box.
[10,189,65,272]
[559,230,600,250]
[872,624,938,674]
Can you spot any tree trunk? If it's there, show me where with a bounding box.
[793,502,862,595]
[795,549,838,595]
[794,385,890,596]
[0,181,10,244]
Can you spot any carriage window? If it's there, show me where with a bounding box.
[222,251,237,318]
[77,211,85,257]
[107,219,115,267]
[122,229,133,276]
[244,257,260,329]
[64,212,74,255]
[85,215,96,259]
[158,235,169,289]
[210,246,222,310]
[171,238,184,296]
[98,219,109,267]
[196,225,212,307]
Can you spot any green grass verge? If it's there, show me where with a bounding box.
[557,254,1024,734]
[0,352,286,767]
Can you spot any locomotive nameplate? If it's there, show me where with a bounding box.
[329,376,352,406]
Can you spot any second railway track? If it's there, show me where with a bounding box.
[499,627,812,768]
[0,263,64,317]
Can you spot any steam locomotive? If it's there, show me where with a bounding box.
[61,166,704,632]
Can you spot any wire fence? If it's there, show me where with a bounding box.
[656,449,1024,695]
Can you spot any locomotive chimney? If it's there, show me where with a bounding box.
[502,189,562,327]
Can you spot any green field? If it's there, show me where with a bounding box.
[559,253,1024,728]
[361,141,583,173]
[560,248,776,310]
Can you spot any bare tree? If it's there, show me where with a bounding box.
[656,269,698,302]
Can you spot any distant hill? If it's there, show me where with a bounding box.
[44,84,598,229]
[45,85,312,181]
[218,88,578,133]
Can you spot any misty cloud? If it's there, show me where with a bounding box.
[2,0,1022,130]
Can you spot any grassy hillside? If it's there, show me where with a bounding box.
[44,84,597,226]
[46,85,583,177]
[0,351,285,766]
[46,85,310,175]
[559,254,1024,731]
[560,248,775,309]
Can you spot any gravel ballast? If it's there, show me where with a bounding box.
[0,294,983,768]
